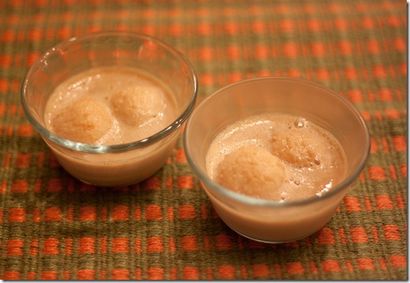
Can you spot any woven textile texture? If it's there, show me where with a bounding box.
[0,0,407,280]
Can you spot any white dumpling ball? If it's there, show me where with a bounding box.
[110,86,165,127]
[51,96,113,144]
[271,131,320,168]
[216,145,285,200]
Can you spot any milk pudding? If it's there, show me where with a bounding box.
[42,66,180,186]
[206,113,348,201]
[22,33,198,187]
[44,66,176,145]
[184,77,369,243]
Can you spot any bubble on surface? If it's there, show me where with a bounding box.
[292,179,301,186]
[294,117,307,128]
[315,179,333,198]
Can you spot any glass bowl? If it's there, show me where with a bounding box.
[21,32,198,186]
[184,77,369,243]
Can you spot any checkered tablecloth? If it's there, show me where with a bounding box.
[0,0,407,280]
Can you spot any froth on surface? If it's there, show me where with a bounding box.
[44,67,176,145]
[206,113,347,201]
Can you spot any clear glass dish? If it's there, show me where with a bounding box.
[184,77,369,243]
[21,32,198,186]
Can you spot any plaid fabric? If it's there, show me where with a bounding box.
[0,0,407,280]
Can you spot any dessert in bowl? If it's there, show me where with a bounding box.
[184,77,369,243]
[21,32,197,186]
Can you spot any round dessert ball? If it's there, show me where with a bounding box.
[271,131,319,168]
[216,145,285,200]
[51,96,113,144]
[110,86,165,127]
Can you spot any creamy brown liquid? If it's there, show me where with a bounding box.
[206,113,347,201]
[43,66,179,186]
[44,66,176,145]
